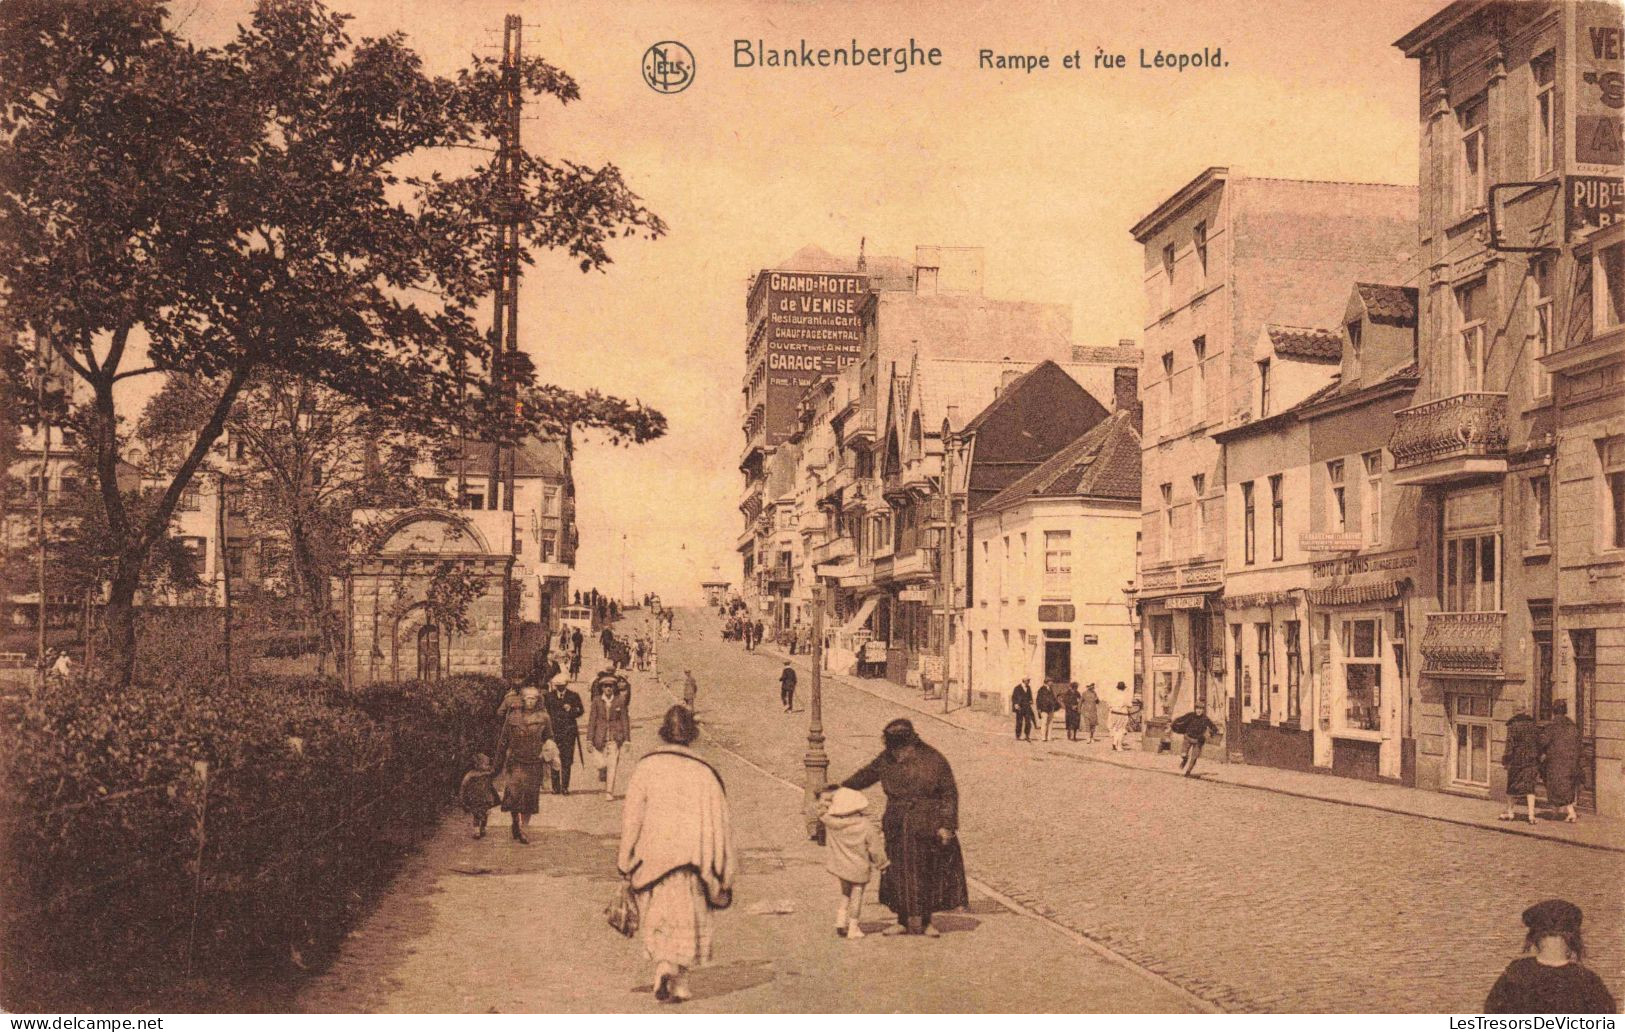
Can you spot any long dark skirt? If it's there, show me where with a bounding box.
[879,808,968,921]
[502,760,545,815]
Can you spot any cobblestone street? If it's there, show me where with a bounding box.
[298,609,1622,1013]
[662,610,1624,1013]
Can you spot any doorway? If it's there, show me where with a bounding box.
[1043,631,1071,684]
[417,623,442,681]
[1573,630,1598,812]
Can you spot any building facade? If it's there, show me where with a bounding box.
[1394,0,1624,814]
[967,411,1142,709]
[1132,169,1420,754]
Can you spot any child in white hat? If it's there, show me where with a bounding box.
[817,785,888,939]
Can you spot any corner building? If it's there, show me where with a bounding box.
[1394,1,1624,815]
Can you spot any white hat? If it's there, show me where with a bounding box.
[826,787,868,817]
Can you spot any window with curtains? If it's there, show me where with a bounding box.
[1531,51,1556,176]
[1340,618,1383,732]
[1454,280,1487,393]
[1284,621,1302,724]
[1255,622,1273,721]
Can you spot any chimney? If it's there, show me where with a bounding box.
[1000,367,1023,390]
[1114,366,1142,432]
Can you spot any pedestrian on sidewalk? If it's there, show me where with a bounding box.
[568,648,582,681]
[780,661,798,712]
[839,718,968,938]
[571,626,584,661]
[1169,703,1220,777]
[544,672,585,794]
[1540,700,1584,823]
[589,667,633,801]
[754,620,766,652]
[816,786,888,940]
[617,705,737,1005]
[1011,678,1036,741]
[601,625,615,657]
[1499,708,1541,825]
[683,669,700,712]
[458,753,501,839]
[1081,683,1100,743]
[1485,899,1616,1013]
[1107,682,1133,751]
[494,686,554,844]
[1060,682,1082,741]
[1035,681,1060,742]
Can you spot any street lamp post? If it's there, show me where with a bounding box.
[804,582,828,835]
[940,419,955,713]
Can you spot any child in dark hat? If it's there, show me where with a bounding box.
[1484,899,1616,1013]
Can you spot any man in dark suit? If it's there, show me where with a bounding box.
[543,673,586,793]
[1011,678,1036,741]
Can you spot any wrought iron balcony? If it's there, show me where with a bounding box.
[1389,393,1508,484]
[1420,610,1505,677]
[811,536,856,565]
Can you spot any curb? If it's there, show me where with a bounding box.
[760,644,1625,856]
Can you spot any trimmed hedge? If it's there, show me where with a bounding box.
[0,671,506,1010]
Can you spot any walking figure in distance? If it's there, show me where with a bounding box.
[816,786,888,940]
[780,661,798,712]
[1010,678,1036,741]
[1485,899,1616,1013]
[1170,702,1220,777]
[1540,700,1584,823]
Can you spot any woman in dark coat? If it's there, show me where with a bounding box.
[1060,682,1083,741]
[1540,700,1584,822]
[840,718,968,937]
[494,686,553,844]
[1485,899,1616,1013]
[1499,710,1541,824]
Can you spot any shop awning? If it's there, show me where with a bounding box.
[835,596,879,638]
[1308,578,1409,607]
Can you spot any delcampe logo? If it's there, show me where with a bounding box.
[642,41,694,94]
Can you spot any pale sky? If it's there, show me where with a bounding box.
[172,0,1440,605]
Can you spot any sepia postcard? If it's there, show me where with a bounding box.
[1,0,1622,1020]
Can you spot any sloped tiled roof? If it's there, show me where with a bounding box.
[960,360,1055,434]
[1356,282,1419,326]
[1265,325,1343,363]
[983,410,1141,509]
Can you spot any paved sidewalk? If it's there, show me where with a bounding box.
[757,642,1625,854]
[297,653,1201,1013]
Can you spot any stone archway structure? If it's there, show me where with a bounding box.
[341,507,516,687]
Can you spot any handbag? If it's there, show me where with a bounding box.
[606,881,639,938]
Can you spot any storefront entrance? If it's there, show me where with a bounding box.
[1044,631,1071,683]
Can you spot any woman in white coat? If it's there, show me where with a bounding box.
[616,705,737,1004]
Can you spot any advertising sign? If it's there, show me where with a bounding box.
[757,270,868,446]
[1568,175,1625,237]
[1569,1,1625,175]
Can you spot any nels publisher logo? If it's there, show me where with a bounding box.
[642,41,694,94]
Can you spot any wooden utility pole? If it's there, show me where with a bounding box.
[940,420,955,713]
[485,13,523,514]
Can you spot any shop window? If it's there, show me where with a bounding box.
[1231,623,1244,709]
[1255,622,1273,721]
[1149,614,1174,655]
[1340,618,1382,732]
[1284,621,1302,724]
[1450,694,1492,787]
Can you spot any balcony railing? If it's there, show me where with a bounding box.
[811,536,856,565]
[1390,393,1507,472]
[1419,610,1505,676]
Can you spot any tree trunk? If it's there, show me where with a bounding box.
[103,558,143,688]
[287,520,333,674]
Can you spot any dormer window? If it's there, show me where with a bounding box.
[1346,319,1363,381]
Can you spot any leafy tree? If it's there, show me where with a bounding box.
[0,0,667,685]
